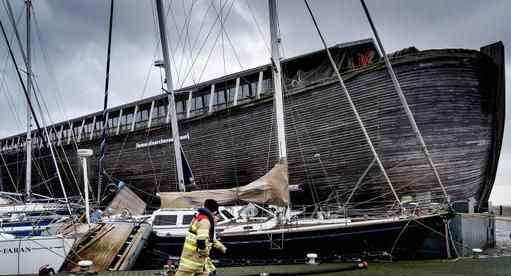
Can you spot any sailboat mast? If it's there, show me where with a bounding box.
[268,0,287,162]
[155,0,186,192]
[25,0,32,202]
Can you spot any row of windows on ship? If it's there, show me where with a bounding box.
[0,74,274,151]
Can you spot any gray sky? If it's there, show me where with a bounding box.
[0,0,509,204]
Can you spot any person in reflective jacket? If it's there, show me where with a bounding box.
[175,199,227,276]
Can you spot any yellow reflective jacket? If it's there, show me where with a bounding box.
[177,211,226,273]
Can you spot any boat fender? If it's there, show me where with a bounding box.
[38,265,55,276]
[78,260,93,272]
[356,261,368,269]
[306,253,318,265]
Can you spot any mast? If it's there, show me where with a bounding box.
[155,0,186,192]
[97,0,114,206]
[269,0,291,220]
[268,0,287,162]
[25,0,32,202]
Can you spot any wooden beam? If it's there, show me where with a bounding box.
[116,109,123,135]
[256,71,264,99]
[57,125,64,146]
[148,101,155,128]
[131,105,138,132]
[186,91,193,118]
[208,84,215,113]
[68,122,74,144]
[233,77,240,106]
[90,115,96,140]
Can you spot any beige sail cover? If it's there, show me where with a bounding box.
[159,162,289,208]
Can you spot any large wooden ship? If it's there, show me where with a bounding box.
[0,38,505,213]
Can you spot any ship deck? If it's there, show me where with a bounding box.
[58,256,511,276]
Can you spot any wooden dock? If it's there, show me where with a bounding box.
[62,222,152,273]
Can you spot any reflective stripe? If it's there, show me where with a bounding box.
[184,242,197,251]
[185,236,197,245]
[180,257,204,270]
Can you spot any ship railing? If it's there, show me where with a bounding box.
[289,201,448,222]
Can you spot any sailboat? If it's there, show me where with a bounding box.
[0,1,79,274]
[0,0,81,239]
[138,0,504,268]
[0,0,503,269]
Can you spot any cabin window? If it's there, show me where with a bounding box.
[191,95,204,113]
[112,116,119,130]
[175,101,182,114]
[156,104,166,122]
[50,129,55,142]
[153,215,177,226]
[84,122,91,136]
[193,96,202,110]
[215,89,226,108]
[241,83,250,99]
[262,78,273,95]
[220,210,234,219]
[96,119,103,133]
[141,109,149,121]
[135,110,141,122]
[227,87,236,104]
[73,124,80,138]
[124,112,133,131]
[182,215,194,225]
[203,94,210,110]
[182,100,188,114]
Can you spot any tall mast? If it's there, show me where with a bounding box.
[268,0,287,162]
[155,0,186,192]
[25,0,32,201]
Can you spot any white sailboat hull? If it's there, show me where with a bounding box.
[0,235,74,275]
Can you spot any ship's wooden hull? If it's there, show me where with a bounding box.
[0,44,504,211]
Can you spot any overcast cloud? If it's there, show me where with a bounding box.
[0,0,509,204]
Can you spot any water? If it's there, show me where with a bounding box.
[492,218,511,256]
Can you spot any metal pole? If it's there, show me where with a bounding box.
[25,0,32,202]
[359,0,449,203]
[268,0,287,162]
[83,156,90,224]
[155,0,186,191]
[269,0,291,221]
[304,0,401,206]
[78,149,93,224]
[97,0,114,206]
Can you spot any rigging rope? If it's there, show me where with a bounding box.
[3,1,69,200]
[211,0,244,71]
[0,5,73,214]
[0,4,46,146]
[244,0,271,55]
[304,0,401,206]
[31,9,84,201]
[179,0,234,87]
[359,0,449,204]
[0,149,19,195]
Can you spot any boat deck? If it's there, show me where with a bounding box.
[59,256,511,276]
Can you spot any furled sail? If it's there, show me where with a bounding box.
[159,162,289,208]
